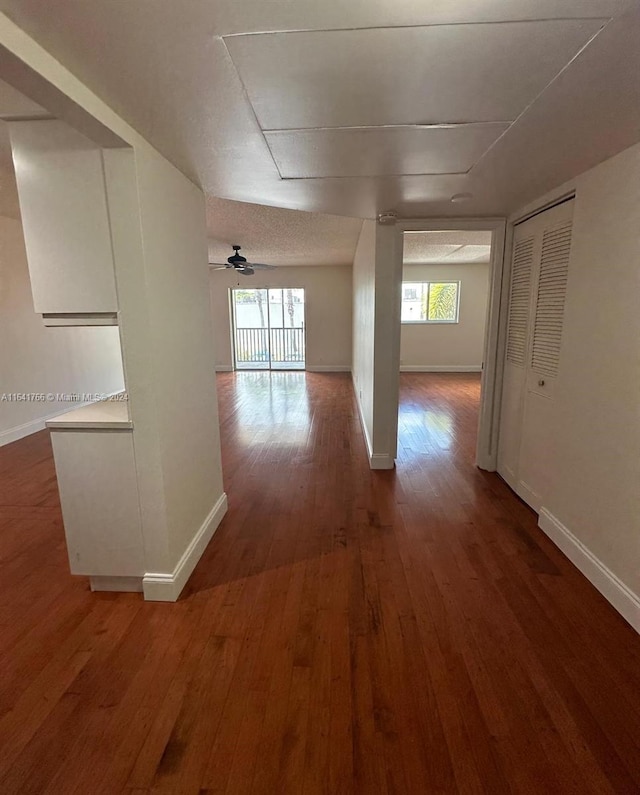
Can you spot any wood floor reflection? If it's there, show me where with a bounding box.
[1,371,640,793]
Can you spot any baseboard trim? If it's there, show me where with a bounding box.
[90,576,143,593]
[351,377,395,471]
[142,492,228,602]
[215,365,234,372]
[538,508,640,634]
[0,393,121,447]
[306,365,351,373]
[352,377,374,458]
[399,365,482,372]
[369,453,395,470]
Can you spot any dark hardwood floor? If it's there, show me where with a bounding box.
[1,371,640,793]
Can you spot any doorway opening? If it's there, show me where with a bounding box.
[231,288,306,370]
[393,220,506,471]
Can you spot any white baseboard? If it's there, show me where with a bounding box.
[215,365,234,372]
[369,453,395,470]
[538,508,640,634]
[351,377,395,471]
[142,492,228,602]
[90,576,143,593]
[306,365,351,373]
[0,394,119,447]
[399,365,482,372]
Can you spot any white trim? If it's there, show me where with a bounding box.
[353,377,374,460]
[369,453,395,470]
[352,376,395,470]
[306,365,351,372]
[215,364,233,372]
[399,365,482,372]
[0,394,120,447]
[142,492,228,602]
[516,480,541,513]
[90,576,143,593]
[538,508,640,635]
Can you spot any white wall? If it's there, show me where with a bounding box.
[0,214,125,445]
[504,141,640,629]
[352,220,376,454]
[400,261,489,371]
[210,265,352,371]
[352,220,402,468]
[135,147,224,569]
[0,14,226,598]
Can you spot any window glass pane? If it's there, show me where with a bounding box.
[427,282,459,321]
[401,282,424,322]
[233,288,268,328]
[401,281,459,322]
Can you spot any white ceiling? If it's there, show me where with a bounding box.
[403,231,492,265]
[0,0,639,222]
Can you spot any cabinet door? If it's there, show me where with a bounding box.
[50,429,144,577]
[499,200,574,511]
[8,119,118,317]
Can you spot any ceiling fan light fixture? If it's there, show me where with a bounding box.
[209,245,276,276]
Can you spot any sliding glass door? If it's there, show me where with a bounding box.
[232,288,305,370]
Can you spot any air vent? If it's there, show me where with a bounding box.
[506,236,534,367]
[531,222,572,377]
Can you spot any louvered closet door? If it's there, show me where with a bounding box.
[498,199,574,512]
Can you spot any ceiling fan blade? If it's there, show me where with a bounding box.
[238,266,255,276]
[246,262,276,270]
[208,262,229,267]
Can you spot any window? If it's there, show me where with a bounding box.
[401,281,460,323]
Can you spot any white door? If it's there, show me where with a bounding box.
[498,199,574,511]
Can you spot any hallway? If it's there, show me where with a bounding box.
[1,372,640,793]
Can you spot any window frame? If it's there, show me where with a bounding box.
[400,280,461,324]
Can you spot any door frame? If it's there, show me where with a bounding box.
[392,217,507,471]
[230,286,307,371]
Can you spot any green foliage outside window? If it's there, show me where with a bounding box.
[401,281,459,323]
[425,282,458,321]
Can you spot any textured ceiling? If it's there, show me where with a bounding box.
[206,195,363,267]
[403,231,492,264]
[0,0,639,220]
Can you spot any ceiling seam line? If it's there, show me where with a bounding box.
[219,36,286,180]
[465,18,612,175]
[279,171,469,181]
[262,122,513,133]
[219,17,612,38]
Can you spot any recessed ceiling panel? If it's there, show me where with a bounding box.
[225,19,606,130]
[265,124,509,178]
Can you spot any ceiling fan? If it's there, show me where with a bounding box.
[209,245,276,276]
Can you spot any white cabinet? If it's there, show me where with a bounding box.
[8,119,119,325]
[498,199,574,511]
[47,401,145,591]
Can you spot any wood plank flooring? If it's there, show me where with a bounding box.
[1,371,640,793]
